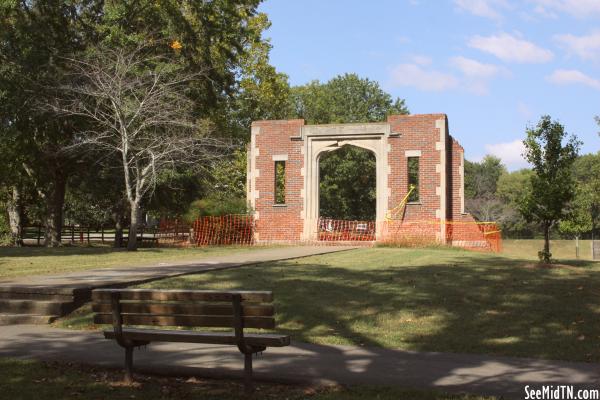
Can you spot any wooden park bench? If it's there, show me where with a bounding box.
[91,288,290,393]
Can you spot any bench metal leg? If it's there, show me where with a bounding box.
[124,346,134,383]
[244,352,253,394]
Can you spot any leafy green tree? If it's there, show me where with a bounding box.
[226,13,292,139]
[464,156,507,222]
[559,153,600,241]
[319,146,376,220]
[99,0,265,131]
[290,73,408,124]
[521,116,581,262]
[496,169,536,237]
[97,2,286,221]
[289,74,409,220]
[0,0,101,246]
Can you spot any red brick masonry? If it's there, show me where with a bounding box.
[247,114,491,249]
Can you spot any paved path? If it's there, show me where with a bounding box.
[0,246,354,294]
[1,325,599,399]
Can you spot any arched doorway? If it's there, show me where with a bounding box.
[300,123,391,241]
[318,144,376,221]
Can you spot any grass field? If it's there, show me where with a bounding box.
[502,239,595,261]
[59,246,600,362]
[0,358,493,400]
[0,246,266,279]
[0,238,593,280]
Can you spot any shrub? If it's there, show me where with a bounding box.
[183,196,249,223]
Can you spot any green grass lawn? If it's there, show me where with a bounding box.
[59,246,600,362]
[502,239,594,261]
[0,246,267,279]
[0,357,493,400]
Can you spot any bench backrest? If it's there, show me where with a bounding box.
[91,289,275,329]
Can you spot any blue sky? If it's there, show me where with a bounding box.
[259,0,600,170]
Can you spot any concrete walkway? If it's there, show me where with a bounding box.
[1,325,599,399]
[0,246,354,292]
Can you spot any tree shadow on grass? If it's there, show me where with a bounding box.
[23,249,600,398]
[132,252,600,363]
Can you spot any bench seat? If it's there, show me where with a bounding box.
[93,288,289,393]
[104,328,290,347]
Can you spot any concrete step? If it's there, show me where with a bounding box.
[0,313,57,325]
[0,299,74,315]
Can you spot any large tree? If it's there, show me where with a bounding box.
[289,73,409,220]
[51,45,227,250]
[0,0,101,246]
[521,116,581,262]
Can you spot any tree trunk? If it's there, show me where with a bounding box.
[6,186,23,247]
[127,202,141,251]
[44,172,67,247]
[543,222,551,263]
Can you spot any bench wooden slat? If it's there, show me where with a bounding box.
[92,289,273,303]
[103,328,290,347]
[94,313,275,329]
[92,303,274,317]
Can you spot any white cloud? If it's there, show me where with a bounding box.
[517,101,533,119]
[546,69,600,90]
[530,0,600,18]
[453,0,510,20]
[450,56,506,78]
[410,54,433,66]
[390,64,459,91]
[554,31,600,61]
[468,33,554,63]
[450,56,509,94]
[484,139,528,170]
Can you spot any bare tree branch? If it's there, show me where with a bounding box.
[45,43,231,250]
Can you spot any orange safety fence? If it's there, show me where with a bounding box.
[156,219,191,247]
[192,214,255,246]
[318,218,376,242]
[380,220,502,252]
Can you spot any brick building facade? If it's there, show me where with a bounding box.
[246,113,482,246]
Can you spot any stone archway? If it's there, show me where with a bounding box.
[300,123,391,241]
[317,144,377,221]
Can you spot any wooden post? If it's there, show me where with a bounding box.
[101,226,105,244]
[124,346,134,383]
[576,235,580,259]
[87,227,90,244]
[71,226,75,243]
[37,225,41,246]
[244,353,253,394]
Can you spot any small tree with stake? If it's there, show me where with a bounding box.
[521,115,581,263]
[49,43,228,250]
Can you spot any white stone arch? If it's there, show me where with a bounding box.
[300,123,392,241]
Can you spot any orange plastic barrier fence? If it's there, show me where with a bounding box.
[381,220,502,252]
[318,218,376,242]
[156,219,191,247]
[192,215,254,246]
